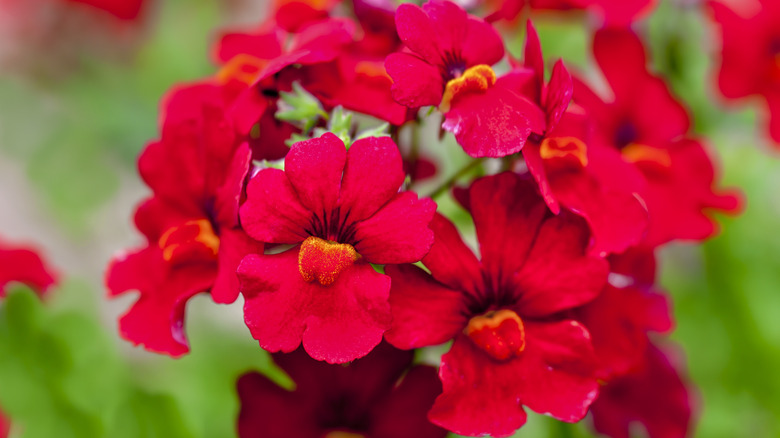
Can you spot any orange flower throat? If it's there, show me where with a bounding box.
[298,236,360,286]
[465,309,526,361]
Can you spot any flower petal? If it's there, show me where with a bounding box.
[211,228,264,304]
[352,192,436,265]
[430,336,529,437]
[339,136,405,223]
[386,52,444,108]
[240,168,311,244]
[514,213,608,317]
[239,250,391,364]
[285,133,346,214]
[421,213,483,297]
[385,264,469,349]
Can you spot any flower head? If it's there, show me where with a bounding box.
[237,343,447,438]
[238,132,436,363]
[106,83,262,356]
[385,172,608,436]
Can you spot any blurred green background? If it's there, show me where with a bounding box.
[1,0,779,437]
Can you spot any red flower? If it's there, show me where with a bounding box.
[590,343,694,438]
[237,343,447,438]
[710,0,780,146]
[574,28,740,247]
[385,173,607,437]
[386,1,550,157]
[106,83,262,357]
[0,410,7,438]
[0,238,58,298]
[238,133,435,363]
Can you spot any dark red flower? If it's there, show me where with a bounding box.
[385,172,607,437]
[237,343,447,438]
[590,343,694,438]
[0,238,58,298]
[238,133,435,363]
[106,83,262,357]
[710,0,780,146]
[574,28,740,247]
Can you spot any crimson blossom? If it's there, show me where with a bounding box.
[710,0,780,148]
[237,343,447,438]
[0,238,58,298]
[385,172,608,437]
[573,28,740,247]
[386,0,548,158]
[106,83,262,357]
[238,133,436,364]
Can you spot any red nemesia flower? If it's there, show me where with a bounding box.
[106,83,262,357]
[238,132,436,364]
[576,248,673,380]
[237,343,447,438]
[0,238,58,298]
[385,172,607,437]
[574,28,740,247]
[590,343,693,438]
[710,0,780,146]
[387,1,550,157]
[515,22,648,256]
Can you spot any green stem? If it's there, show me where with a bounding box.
[426,158,484,199]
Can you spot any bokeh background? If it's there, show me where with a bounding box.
[1,0,779,437]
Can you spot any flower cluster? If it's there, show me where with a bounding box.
[107,0,743,436]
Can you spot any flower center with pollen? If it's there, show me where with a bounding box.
[540,136,588,169]
[465,309,526,361]
[298,236,360,286]
[439,64,496,112]
[158,219,220,264]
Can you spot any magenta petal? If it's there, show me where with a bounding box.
[240,168,311,244]
[386,52,444,108]
[353,192,436,265]
[339,136,405,223]
[285,132,346,213]
[515,213,608,317]
[443,86,545,158]
[520,320,599,422]
[524,20,544,97]
[430,336,528,437]
[211,228,263,304]
[239,250,391,364]
[385,264,468,350]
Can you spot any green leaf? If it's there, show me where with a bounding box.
[276,82,325,133]
[106,390,196,438]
